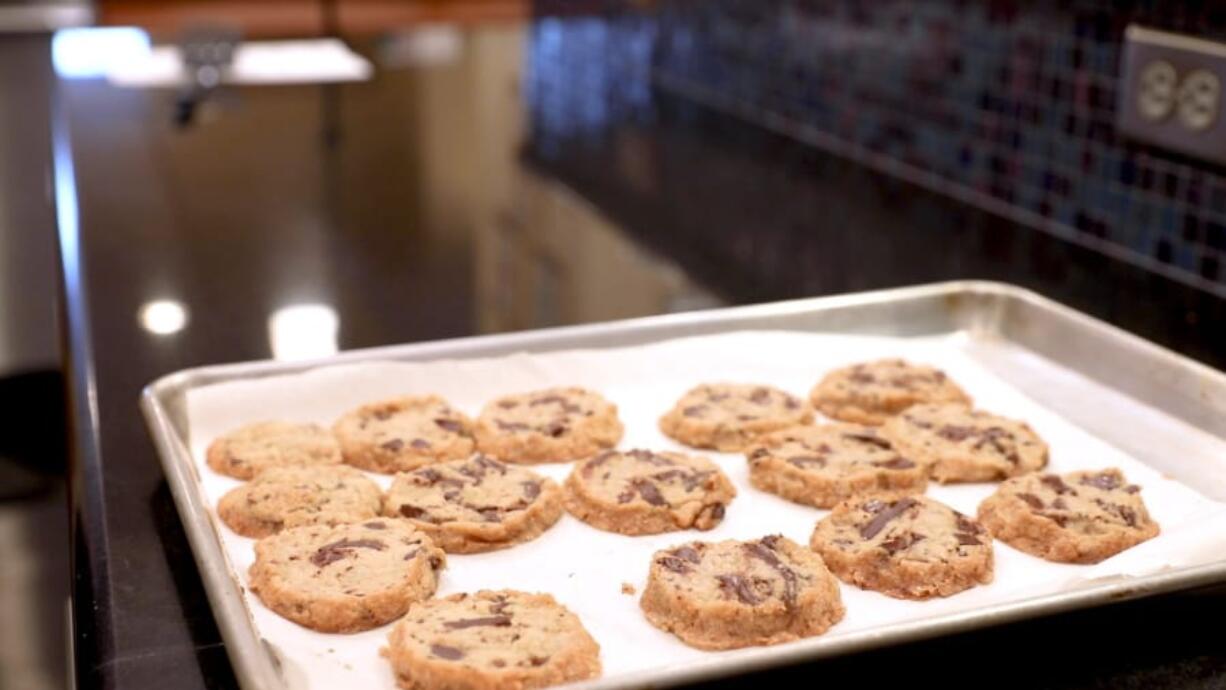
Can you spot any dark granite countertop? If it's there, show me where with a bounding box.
[58,27,1225,690]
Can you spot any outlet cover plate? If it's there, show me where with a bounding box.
[1118,25,1226,164]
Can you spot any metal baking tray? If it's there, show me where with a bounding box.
[141,280,1226,690]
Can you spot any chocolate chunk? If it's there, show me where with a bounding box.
[657,556,693,574]
[716,573,764,605]
[1052,497,1068,510]
[410,438,432,450]
[529,656,549,667]
[1040,475,1075,495]
[616,488,635,504]
[1016,493,1044,510]
[403,548,419,561]
[632,479,667,506]
[744,540,798,607]
[522,481,541,499]
[430,644,464,660]
[954,533,982,546]
[372,409,394,421]
[363,521,386,530]
[702,503,726,521]
[472,506,503,522]
[788,455,826,468]
[434,418,464,433]
[955,514,984,535]
[627,449,673,466]
[443,490,460,502]
[849,368,875,384]
[750,388,771,404]
[310,538,386,568]
[489,595,510,615]
[882,532,925,555]
[1081,472,1122,491]
[1124,485,1141,494]
[492,660,506,668]
[417,468,444,485]
[583,451,615,477]
[682,470,714,492]
[904,414,933,430]
[873,456,916,470]
[495,420,531,433]
[760,535,783,551]
[1040,512,1069,527]
[974,427,1020,464]
[497,400,519,409]
[749,447,770,460]
[443,615,512,630]
[399,505,428,519]
[784,398,799,410]
[674,546,702,563]
[937,425,976,442]
[473,455,508,474]
[543,421,567,437]
[1095,498,1139,527]
[380,438,405,452]
[682,405,706,417]
[530,395,566,406]
[843,432,892,450]
[859,497,918,539]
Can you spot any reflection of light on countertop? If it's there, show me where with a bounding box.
[52,27,150,79]
[269,304,339,361]
[138,300,188,335]
[108,39,373,87]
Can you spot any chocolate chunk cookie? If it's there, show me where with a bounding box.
[810,495,994,599]
[879,403,1048,483]
[658,383,812,452]
[206,421,342,480]
[383,455,563,554]
[640,535,844,650]
[809,359,970,426]
[384,590,601,690]
[977,468,1159,564]
[249,520,445,633]
[474,387,623,463]
[563,449,736,535]
[333,396,475,474]
[746,424,927,509]
[218,465,383,538]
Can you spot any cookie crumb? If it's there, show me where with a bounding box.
[621,582,636,595]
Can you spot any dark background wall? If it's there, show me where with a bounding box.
[529,0,1226,300]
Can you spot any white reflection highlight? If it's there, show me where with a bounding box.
[139,300,188,335]
[52,27,151,79]
[107,38,373,87]
[269,304,339,361]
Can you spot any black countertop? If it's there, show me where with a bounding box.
[58,27,1226,690]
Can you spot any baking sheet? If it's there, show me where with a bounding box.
[184,330,1226,690]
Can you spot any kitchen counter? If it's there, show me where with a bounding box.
[57,24,1225,690]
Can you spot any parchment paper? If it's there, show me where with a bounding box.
[184,331,1226,689]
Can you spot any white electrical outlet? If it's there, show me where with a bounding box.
[1137,60,1177,121]
[1176,68,1220,130]
[1118,26,1226,163]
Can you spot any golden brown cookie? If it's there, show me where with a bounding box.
[383,455,563,554]
[217,465,382,538]
[563,449,736,535]
[658,383,812,452]
[640,535,844,650]
[474,387,623,463]
[977,468,1159,564]
[248,520,445,633]
[879,403,1048,483]
[809,359,970,425]
[810,495,993,600]
[746,424,927,508]
[206,421,342,480]
[333,396,475,474]
[383,590,601,690]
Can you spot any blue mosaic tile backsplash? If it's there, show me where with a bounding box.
[528,0,1226,293]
